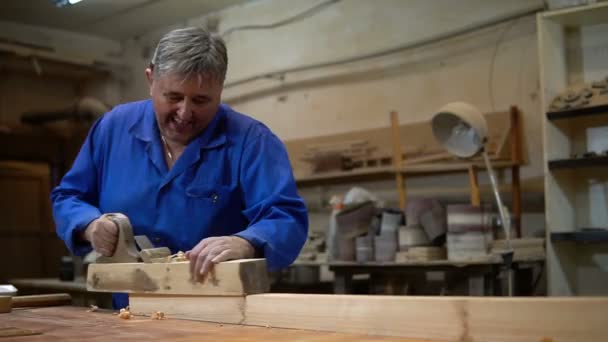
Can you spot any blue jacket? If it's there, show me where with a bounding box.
[52,99,308,271]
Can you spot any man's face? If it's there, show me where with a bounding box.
[146,69,223,145]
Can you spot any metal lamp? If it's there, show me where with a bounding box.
[431,102,514,295]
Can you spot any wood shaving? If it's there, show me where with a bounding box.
[166,251,188,262]
[86,305,99,312]
[150,311,165,320]
[118,307,133,319]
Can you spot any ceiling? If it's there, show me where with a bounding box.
[0,0,249,40]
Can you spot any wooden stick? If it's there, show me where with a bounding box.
[390,111,406,210]
[468,165,481,207]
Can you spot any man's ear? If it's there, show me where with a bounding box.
[145,68,154,95]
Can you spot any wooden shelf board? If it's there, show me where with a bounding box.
[551,230,608,243]
[295,160,517,185]
[548,156,608,170]
[541,2,608,27]
[547,104,608,120]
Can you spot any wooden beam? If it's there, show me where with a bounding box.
[244,294,608,341]
[128,293,608,341]
[130,295,245,324]
[86,258,269,296]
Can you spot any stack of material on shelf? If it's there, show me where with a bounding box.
[355,235,374,262]
[374,209,402,262]
[491,238,545,261]
[446,204,495,261]
[296,232,325,262]
[405,198,447,244]
[395,246,446,262]
[549,75,608,112]
[333,201,376,261]
[301,140,378,173]
[398,224,430,250]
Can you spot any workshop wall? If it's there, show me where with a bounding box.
[0,20,124,125]
[0,21,125,281]
[121,0,547,236]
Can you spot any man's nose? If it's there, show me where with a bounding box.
[176,100,193,120]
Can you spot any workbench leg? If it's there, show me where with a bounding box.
[333,272,353,294]
[491,265,503,296]
[468,275,485,296]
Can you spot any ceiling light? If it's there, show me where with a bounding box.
[52,0,84,7]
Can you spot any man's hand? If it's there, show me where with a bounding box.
[82,216,118,256]
[185,236,255,281]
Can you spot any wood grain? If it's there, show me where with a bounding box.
[130,294,245,324]
[244,294,608,341]
[87,258,269,296]
[2,306,422,341]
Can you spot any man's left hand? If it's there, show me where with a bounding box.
[185,236,255,281]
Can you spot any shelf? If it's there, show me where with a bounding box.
[542,2,608,27]
[547,104,608,121]
[294,160,517,186]
[548,156,608,170]
[551,230,608,243]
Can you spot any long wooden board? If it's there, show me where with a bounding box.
[4,306,422,341]
[129,293,608,341]
[130,295,246,324]
[87,258,269,296]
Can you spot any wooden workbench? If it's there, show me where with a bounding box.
[1,306,423,341]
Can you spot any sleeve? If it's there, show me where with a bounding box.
[51,118,105,256]
[234,129,308,271]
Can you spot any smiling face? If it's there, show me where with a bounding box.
[146,68,223,146]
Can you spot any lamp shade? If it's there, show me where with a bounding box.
[431,102,488,158]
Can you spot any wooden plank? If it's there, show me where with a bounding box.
[130,295,246,324]
[390,111,407,210]
[244,294,608,341]
[468,165,481,207]
[4,306,419,341]
[86,258,269,296]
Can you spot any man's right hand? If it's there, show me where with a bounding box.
[83,217,118,256]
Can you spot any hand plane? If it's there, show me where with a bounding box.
[95,213,173,263]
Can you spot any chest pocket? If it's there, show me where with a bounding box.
[185,184,232,206]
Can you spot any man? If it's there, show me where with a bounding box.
[51,27,308,307]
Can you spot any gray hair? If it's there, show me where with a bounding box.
[151,27,228,84]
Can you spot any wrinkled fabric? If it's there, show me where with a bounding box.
[52,100,308,308]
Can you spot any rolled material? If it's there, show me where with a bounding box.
[356,235,374,263]
[446,204,494,261]
[406,198,447,243]
[398,224,430,251]
[374,231,398,262]
[380,209,402,235]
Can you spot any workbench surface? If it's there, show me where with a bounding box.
[1,306,426,341]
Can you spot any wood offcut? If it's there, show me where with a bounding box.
[87,258,270,296]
